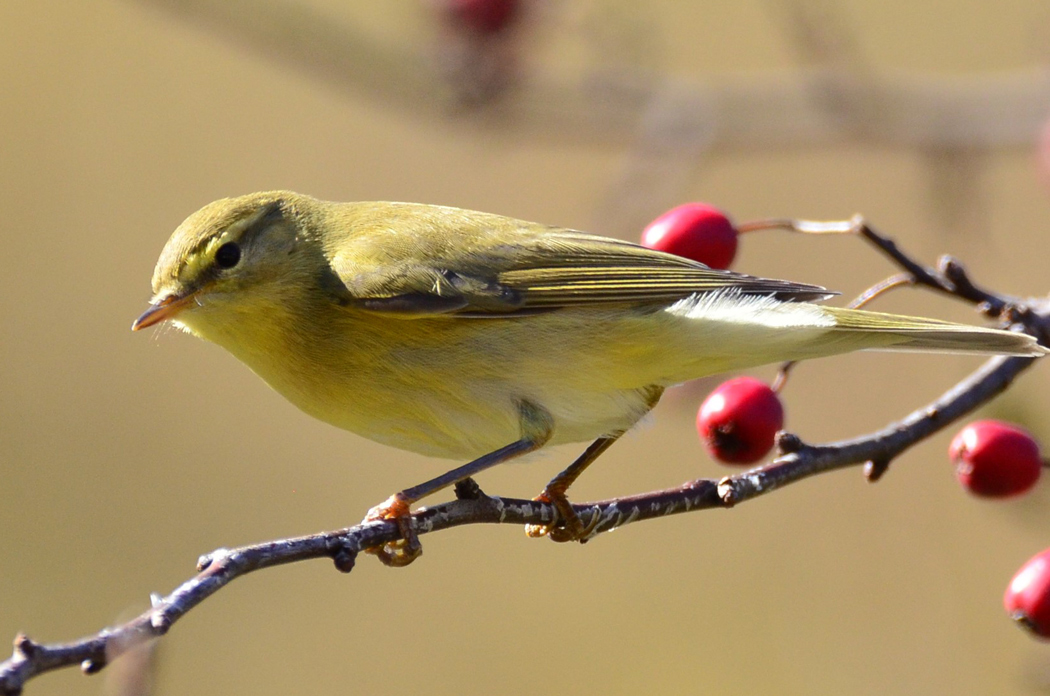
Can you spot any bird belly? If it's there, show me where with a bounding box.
[286,358,658,460]
[188,299,823,462]
[248,309,669,460]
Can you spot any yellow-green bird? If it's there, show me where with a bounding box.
[133,191,1044,564]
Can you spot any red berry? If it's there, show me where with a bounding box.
[697,377,783,464]
[641,203,738,270]
[1005,548,1050,638]
[949,420,1042,498]
[444,0,520,35]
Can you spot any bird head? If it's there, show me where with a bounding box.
[132,191,318,335]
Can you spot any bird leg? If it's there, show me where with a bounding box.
[365,400,553,567]
[526,386,662,543]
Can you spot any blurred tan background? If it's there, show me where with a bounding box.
[3,1,1050,694]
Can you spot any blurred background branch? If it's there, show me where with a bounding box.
[141,0,1050,235]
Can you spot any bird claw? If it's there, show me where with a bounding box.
[523,492,599,543]
[363,494,422,567]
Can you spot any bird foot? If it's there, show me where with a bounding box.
[523,491,598,543]
[363,494,422,567]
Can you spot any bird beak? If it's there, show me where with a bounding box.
[131,292,197,331]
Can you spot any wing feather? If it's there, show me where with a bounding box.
[325,204,833,317]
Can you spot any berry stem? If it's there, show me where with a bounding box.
[847,273,916,309]
[770,361,796,393]
[735,217,859,235]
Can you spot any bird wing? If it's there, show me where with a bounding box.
[325,205,833,318]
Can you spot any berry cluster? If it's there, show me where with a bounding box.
[642,202,1048,638]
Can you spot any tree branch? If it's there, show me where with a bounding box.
[2,221,1045,694]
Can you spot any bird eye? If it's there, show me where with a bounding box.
[215,242,241,269]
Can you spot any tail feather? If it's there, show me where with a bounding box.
[823,306,1045,357]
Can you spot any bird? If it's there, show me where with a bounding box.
[133,191,1044,565]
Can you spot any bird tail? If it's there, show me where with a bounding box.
[655,292,1044,384]
[820,306,1045,356]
